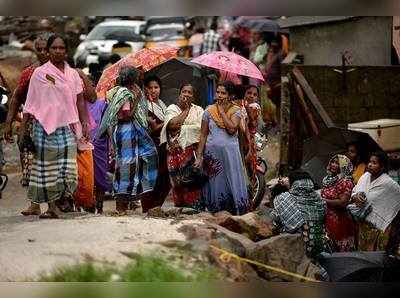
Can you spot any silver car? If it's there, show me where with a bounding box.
[74,20,146,67]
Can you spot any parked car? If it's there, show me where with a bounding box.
[143,17,190,57]
[73,20,146,67]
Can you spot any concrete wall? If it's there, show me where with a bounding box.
[289,65,400,127]
[289,17,393,66]
[393,16,400,58]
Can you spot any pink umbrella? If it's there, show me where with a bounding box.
[191,51,265,81]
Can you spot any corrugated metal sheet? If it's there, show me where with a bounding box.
[277,16,356,28]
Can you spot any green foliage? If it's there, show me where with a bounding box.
[39,255,219,282]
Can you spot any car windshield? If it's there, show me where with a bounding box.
[87,26,143,42]
[146,24,184,41]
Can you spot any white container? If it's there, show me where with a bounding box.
[348,119,400,152]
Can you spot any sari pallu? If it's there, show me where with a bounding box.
[167,144,204,210]
[28,121,78,204]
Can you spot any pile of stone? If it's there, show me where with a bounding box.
[0,17,50,45]
[147,206,322,282]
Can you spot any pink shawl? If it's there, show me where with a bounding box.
[23,61,83,134]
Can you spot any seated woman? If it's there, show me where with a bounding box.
[98,66,158,215]
[271,170,327,258]
[160,83,204,210]
[195,81,249,215]
[346,142,367,184]
[348,151,400,255]
[321,154,357,252]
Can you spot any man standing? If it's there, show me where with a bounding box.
[200,21,221,54]
[3,33,49,215]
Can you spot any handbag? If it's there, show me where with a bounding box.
[175,152,208,189]
[176,165,208,190]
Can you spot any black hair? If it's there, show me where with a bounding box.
[196,27,205,34]
[34,32,51,45]
[144,75,162,90]
[370,151,389,173]
[179,83,195,94]
[46,33,68,51]
[347,141,361,153]
[271,183,289,200]
[234,85,245,99]
[109,53,121,64]
[210,21,218,31]
[288,170,313,186]
[98,54,110,68]
[244,84,260,97]
[217,81,236,97]
[347,141,367,162]
[117,66,140,87]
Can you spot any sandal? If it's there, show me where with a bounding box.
[21,204,41,216]
[39,210,59,219]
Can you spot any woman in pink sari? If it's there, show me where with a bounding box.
[21,34,90,219]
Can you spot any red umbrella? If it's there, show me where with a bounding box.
[96,45,178,98]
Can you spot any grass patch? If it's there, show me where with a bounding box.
[40,262,114,282]
[39,255,219,282]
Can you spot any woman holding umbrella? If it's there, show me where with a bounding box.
[194,81,249,215]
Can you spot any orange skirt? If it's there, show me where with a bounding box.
[74,150,95,208]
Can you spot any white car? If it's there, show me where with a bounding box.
[74,20,146,67]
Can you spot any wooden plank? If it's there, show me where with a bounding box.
[282,52,298,65]
[292,66,334,127]
[294,83,320,135]
[278,75,291,175]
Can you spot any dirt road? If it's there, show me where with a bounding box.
[0,142,201,281]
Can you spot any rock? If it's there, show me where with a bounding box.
[147,206,190,218]
[207,211,233,225]
[191,212,216,221]
[208,248,263,282]
[180,207,200,215]
[159,239,193,251]
[254,205,273,221]
[296,258,324,281]
[208,224,256,258]
[218,212,274,241]
[178,224,216,242]
[164,207,184,217]
[147,206,166,218]
[247,233,310,281]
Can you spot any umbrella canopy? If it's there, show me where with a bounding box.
[146,58,211,107]
[301,127,382,187]
[95,46,178,98]
[319,251,400,282]
[191,51,264,81]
